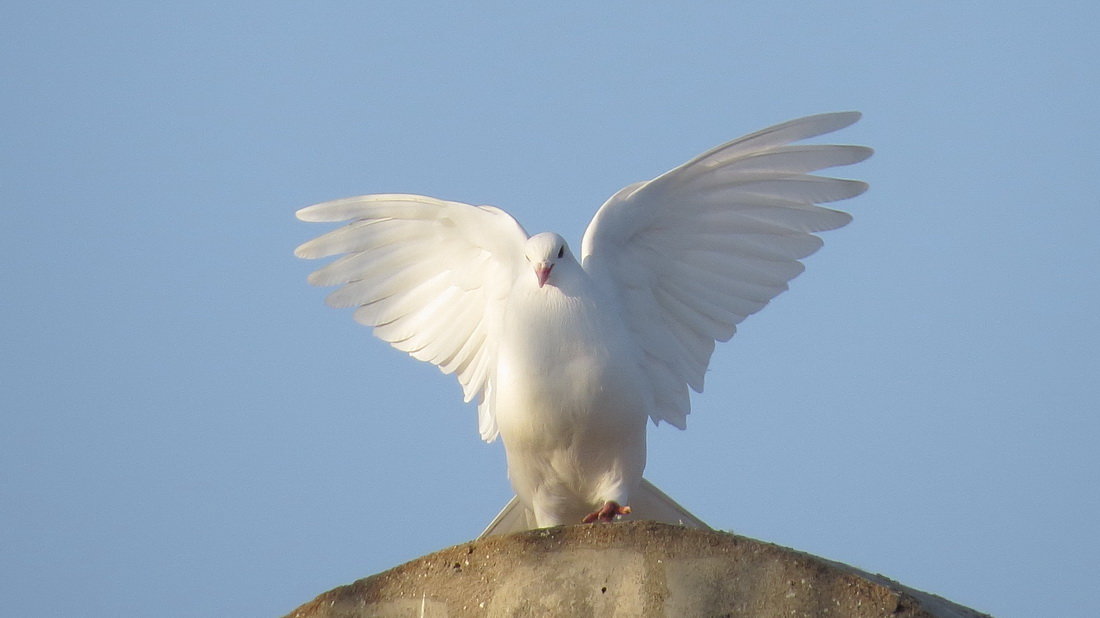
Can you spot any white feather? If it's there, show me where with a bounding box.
[297,194,527,415]
[581,112,870,428]
[296,112,872,530]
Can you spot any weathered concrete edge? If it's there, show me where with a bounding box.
[285,522,991,617]
[755,534,990,618]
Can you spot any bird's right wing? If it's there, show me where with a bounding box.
[295,194,529,442]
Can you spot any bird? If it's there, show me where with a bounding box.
[294,112,871,537]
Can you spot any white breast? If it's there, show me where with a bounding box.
[491,265,648,524]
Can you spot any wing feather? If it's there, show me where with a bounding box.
[581,112,870,428]
[296,194,528,440]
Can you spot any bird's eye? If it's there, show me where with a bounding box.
[557,247,564,258]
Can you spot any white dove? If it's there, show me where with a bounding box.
[295,112,871,536]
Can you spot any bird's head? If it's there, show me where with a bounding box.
[523,232,572,288]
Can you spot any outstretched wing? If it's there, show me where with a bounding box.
[580,112,871,429]
[295,194,529,441]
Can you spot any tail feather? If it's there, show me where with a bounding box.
[478,479,709,539]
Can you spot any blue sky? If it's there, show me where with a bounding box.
[3,3,1098,616]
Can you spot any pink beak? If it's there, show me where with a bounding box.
[535,263,553,288]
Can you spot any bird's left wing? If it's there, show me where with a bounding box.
[295,194,529,441]
[580,112,871,429]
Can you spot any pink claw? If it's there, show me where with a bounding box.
[581,501,632,524]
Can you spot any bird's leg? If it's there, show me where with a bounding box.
[581,501,632,524]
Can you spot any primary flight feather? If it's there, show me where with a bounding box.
[295,112,872,534]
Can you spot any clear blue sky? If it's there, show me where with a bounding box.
[3,3,1098,617]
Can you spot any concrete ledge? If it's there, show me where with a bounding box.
[286,522,990,617]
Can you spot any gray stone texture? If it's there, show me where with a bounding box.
[286,522,990,617]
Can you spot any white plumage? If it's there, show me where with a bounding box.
[295,112,871,535]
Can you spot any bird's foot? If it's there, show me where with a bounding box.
[581,501,632,524]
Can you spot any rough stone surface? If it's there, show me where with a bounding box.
[285,522,990,617]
